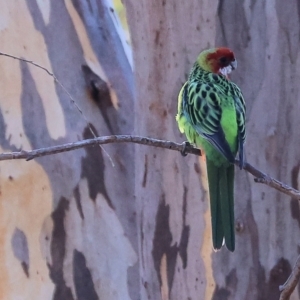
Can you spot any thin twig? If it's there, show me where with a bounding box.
[279,255,300,300]
[0,51,114,165]
[0,51,78,109]
[0,134,300,201]
[239,160,300,200]
[0,52,55,77]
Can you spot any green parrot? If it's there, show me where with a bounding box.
[176,47,246,252]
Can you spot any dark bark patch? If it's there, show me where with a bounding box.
[178,225,189,269]
[74,185,84,220]
[21,261,29,278]
[11,228,30,278]
[173,162,179,174]
[212,269,237,300]
[20,61,51,149]
[0,109,8,148]
[152,191,190,294]
[290,163,300,227]
[152,195,177,291]
[142,155,148,188]
[82,65,114,134]
[179,186,190,269]
[81,125,114,208]
[244,198,267,299]
[194,162,200,174]
[226,268,237,291]
[140,211,145,270]
[73,249,99,300]
[266,258,291,299]
[155,30,160,45]
[212,286,230,300]
[48,197,74,300]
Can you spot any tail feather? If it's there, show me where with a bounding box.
[219,165,235,251]
[206,159,235,252]
[206,162,223,249]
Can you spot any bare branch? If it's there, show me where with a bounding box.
[0,135,200,161]
[279,255,300,300]
[240,161,300,200]
[0,51,90,126]
[2,52,297,198]
[0,134,300,201]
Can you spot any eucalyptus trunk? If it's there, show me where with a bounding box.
[124,0,300,299]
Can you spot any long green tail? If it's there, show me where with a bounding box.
[206,159,235,252]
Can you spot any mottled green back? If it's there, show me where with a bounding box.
[176,64,245,166]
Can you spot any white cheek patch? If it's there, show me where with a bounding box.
[219,65,233,76]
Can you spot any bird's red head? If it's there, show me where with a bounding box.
[197,47,237,75]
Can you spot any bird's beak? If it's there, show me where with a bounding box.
[230,59,237,70]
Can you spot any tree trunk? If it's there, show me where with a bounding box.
[1,0,300,299]
[124,0,300,299]
[0,0,137,299]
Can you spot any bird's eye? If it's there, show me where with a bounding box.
[219,57,228,64]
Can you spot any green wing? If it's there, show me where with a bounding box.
[181,79,232,162]
[231,82,246,168]
[181,72,245,164]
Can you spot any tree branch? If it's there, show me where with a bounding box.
[279,255,300,300]
[241,161,300,199]
[0,134,300,200]
[0,135,200,160]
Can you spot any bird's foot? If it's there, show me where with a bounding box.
[238,159,246,170]
[234,158,245,170]
[180,141,191,157]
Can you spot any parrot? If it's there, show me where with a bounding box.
[176,47,246,252]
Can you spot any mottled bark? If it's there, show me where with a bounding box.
[124,1,218,299]
[124,0,300,299]
[0,0,137,299]
[1,0,300,299]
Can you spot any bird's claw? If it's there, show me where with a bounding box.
[180,141,191,157]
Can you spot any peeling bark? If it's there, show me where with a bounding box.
[0,0,136,299]
[1,0,300,299]
[124,0,300,299]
